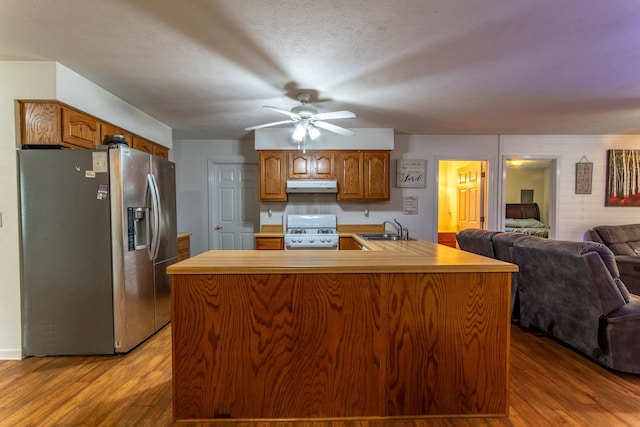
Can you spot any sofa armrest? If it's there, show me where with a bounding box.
[614,256,640,295]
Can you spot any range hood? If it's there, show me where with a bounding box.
[286,180,338,194]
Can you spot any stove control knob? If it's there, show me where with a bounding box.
[309,238,315,243]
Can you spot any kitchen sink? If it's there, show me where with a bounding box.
[358,233,411,241]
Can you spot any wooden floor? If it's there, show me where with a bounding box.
[2,324,640,426]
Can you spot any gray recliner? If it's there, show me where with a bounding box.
[513,236,640,374]
[455,229,500,258]
[589,224,640,295]
[492,232,539,321]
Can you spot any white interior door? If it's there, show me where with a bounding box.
[457,162,484,231]
[208,162,258,250]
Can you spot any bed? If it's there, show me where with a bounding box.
[505,203,549,238]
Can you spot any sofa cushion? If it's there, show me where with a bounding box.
[455,229,500,258]
[614,278,631,303]
[515,239,627,317]
[579,241,620,279]
[592,224,640,256]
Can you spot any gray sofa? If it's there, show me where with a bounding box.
[589,224,640,295]
[457,229,640,374]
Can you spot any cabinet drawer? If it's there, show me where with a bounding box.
[255,237,284,250]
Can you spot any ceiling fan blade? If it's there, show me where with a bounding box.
[264,106,300,119]
[244,119,295,131]
[313,121,356,136]
[313,110,356,120]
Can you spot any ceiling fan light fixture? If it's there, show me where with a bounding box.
[292,123,306,141]
[308,125,321,140]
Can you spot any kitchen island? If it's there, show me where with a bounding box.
[167,238,518,422]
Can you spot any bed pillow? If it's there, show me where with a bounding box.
[505,218,546,228]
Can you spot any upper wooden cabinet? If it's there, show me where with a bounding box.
[101,122,132,146]
[288,151,335,179]
[337,150,390,201]
[20,101,61,146]
[132,135,154,154]
[152,144,169,160]
[363,151,390,200]
[19,100,169,157]
[259,151,287,201]
[258,149,390,201]
[61,107,101,149]
[336,151,364,199]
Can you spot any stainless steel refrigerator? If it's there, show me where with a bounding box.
[19,145,177,356]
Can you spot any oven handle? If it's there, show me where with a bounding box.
[284,244,339,250]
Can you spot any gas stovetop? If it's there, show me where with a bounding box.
[284,215,339,250]
[287,228,337,235]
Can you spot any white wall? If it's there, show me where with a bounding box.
[405,135,502,242]
[0,62,56,359]
[55,63,172,148]
[500,135,640,241]
[0,61,171,359]
[172,139,259,256]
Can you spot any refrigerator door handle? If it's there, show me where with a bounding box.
[147,173,161,261]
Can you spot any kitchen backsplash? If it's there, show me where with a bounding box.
[260,193,394,230]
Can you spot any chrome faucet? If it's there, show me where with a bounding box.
[383,218,409,240]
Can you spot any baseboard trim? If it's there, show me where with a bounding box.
[0,348,23,360]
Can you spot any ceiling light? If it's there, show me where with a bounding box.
[308,125,320,140]
[292,123,306,142]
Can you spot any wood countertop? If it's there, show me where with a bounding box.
[177,232,192,239]
[167,238,517,275]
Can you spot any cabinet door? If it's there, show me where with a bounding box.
[259,151,287,201]
[364,151,390,200]
[339,236,362,250]
[101,122,132,146]
[288,152,312,179]
[314,151,336,179]
[337,151,364,200]
[132,135,154,154]
[20,101,61,146]
[152,144,169,159]
[61,107,101,149]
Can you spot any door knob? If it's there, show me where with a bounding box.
[215,225,222,230]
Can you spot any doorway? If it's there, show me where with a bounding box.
[502,158,557,238]
[207,161,259,250]
[437,160,488,235]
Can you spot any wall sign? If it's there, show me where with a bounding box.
[575,156,593,195]
[397,159,426,188]
[402,196,418,214]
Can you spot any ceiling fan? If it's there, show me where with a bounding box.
[244,93,356,142]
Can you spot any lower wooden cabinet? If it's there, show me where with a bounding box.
[255,236,284,250]
[178,233,191,261]
[438,232,458,248]
[339,236,363,250]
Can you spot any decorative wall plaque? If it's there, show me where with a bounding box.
[575,162,593,195]
[396,159,426,188]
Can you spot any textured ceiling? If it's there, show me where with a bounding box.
[2,0,640,140]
